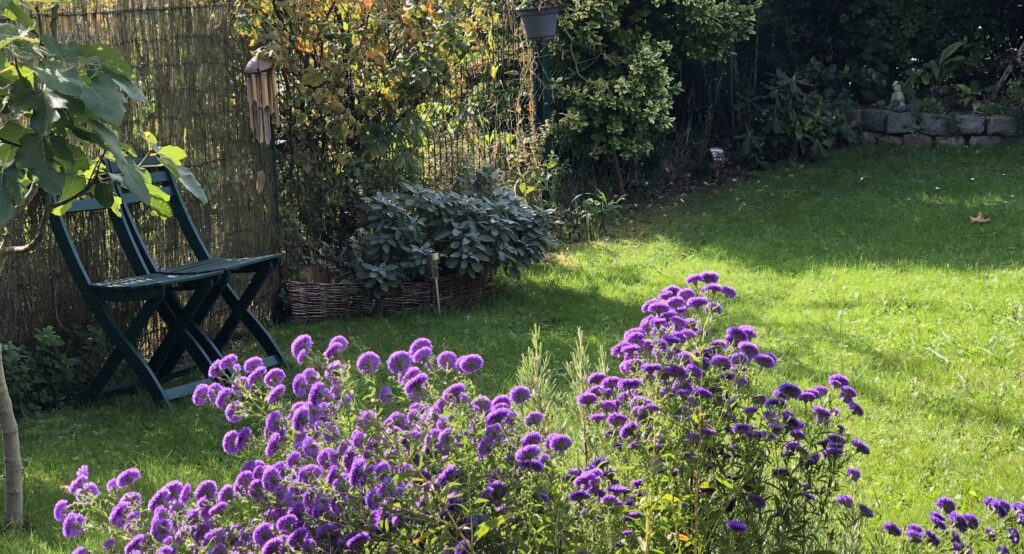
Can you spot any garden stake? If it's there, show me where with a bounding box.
[431,251,442,314]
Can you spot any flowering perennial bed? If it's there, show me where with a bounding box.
[53,273,1024,552]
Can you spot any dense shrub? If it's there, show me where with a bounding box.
[54,273,901,553]
[1,326,106,416]
[550,0,760,176]
[737,64,859,166]
[232,0,492,257]
[346,184,554,295]
[756,0,1024,105]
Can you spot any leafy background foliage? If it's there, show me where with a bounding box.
[233,0,511,262]
[1,326,106,416]
[549,0,759,168]
[0,0,201,228]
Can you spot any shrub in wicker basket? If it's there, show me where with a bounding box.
[350,183,555,298]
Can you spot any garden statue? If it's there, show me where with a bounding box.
[890,81,906,110]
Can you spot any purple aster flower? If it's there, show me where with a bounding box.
[882,522,901,536]
[191,383,210,406]
[514,445,542,465]
[265,384,286,405]
[984,496,1012,518]
[409,337,433,352]
[509,386,532,404]
[402,372,429,399]
[859,504,874,518]
[524,411,544,426]
[114,468,141,489]
[53,499,69,523]
[828,373,850,388]
[520,431,543,446]
[456,354,484,374]
[776,382,802,399]
[346,531,371,550]
[725,520,747,533]
[747,494,766,509]
[323,336,348,359]
[906,523,926,543]
[411,346,433,364]
[847,467,861,482]
[737,340,759,357]
[471,396,492,413]
[577,392,598,406]
[263,368,286,386]
[545,433,573,453]
[387,351,413,375]
[936,496,957,514]
[353,351,381,375]
[753,353,777,368]
[442,383,467,402]
[851,438,870,454]
[836,494,854,508]
[436,350,457,369]
[435,464,459,487]
[290,334,313,364]
[62,512,86,538]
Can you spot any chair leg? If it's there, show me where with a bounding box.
[157,276,229,376]
[156,295,221,371]
[85,298,162,401]
[149,279,217,375]
[90,299,171,408]
[214,263,285,366]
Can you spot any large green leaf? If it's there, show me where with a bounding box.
[0,121,29,146]
[109,74,145,103]
[29,88,66,135]
[79,44,135,82]
[6,77,41,114]
[51,174,87,217]
[35,63,83,97]
[91,122,149,203]
[15,133,63,194]
[161,159,208,204]
[78,73,125,125]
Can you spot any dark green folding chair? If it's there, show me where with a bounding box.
[50,194,228,408]
[105,158,285,370]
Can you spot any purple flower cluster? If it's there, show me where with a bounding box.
[56,334,584,552]
[888,495,1024,551]
[593,274,871,550]
[54,273,904,553]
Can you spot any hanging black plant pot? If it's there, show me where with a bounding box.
[516,5,560,41]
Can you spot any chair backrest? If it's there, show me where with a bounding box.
[104,158,214,276]
[49,167,161,289]
[49,157,211,288]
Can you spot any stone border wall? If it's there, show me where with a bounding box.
[850,108,1022,147]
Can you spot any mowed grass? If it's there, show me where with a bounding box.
[5,144,1024,552]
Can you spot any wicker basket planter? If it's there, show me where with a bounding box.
[285,279,372,322]
[375,273,494,314]
[286,272,494,321]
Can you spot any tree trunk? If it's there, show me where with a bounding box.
[0,254,24,527]
[610,152,625,197]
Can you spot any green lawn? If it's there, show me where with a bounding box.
[5,144,1024,552]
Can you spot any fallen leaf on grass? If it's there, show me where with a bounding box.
[970,212,991,224]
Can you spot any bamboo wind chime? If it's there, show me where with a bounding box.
[245,54,279,145]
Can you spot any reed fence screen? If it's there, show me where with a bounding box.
[1,0,280,349]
